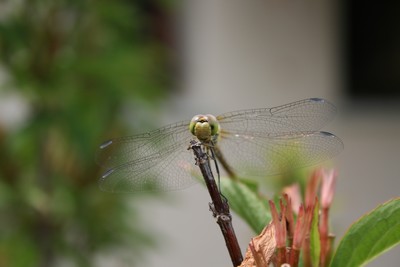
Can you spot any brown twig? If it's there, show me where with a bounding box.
[189,140,243,266]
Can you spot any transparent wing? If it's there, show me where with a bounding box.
[98,144,200,192]
[96,120,199,192]
[216,130,343,178]
[217,98,337,134]
[96,120,190,169]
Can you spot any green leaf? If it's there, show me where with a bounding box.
[238,177,259,193]
[330,198,400,267]
[310,200,320,267]
[221,178,271,233]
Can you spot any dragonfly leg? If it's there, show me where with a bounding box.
[189,140,211,166]
[220,193,229,206]
[209,202,217,217]
[209,193,231,214]
[209,146,222,193]
[190,140,223,192]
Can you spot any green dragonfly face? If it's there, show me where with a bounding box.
[189,114,220,143]
[97,98,343,193]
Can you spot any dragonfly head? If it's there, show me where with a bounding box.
[189,114,220,142]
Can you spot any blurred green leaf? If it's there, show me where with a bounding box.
[221,178,271,234]
[330,198,400,267]
[310,200,320,267]
[0,0,174,266]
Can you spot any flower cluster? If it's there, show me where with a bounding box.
[269,169,337,267]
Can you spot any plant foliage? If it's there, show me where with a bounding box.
[0,1,174,266]
[330,198,400,267]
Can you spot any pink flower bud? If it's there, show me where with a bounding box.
[320,169,337,209]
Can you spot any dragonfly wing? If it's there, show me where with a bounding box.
[96,120,204,192]
[96,120,191,169]
[216,131,343,178]
[98,137,201,192]
[217,98,337,134]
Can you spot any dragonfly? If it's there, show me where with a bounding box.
[97,98,343,193]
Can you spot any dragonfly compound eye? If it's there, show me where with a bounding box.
[206,114,220,136]
[189,115,201,136]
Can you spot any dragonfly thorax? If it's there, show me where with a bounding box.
[189,114,220,143]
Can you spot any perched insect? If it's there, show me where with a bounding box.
[97,98,343,193]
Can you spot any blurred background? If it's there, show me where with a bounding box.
[0,1,399,267]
